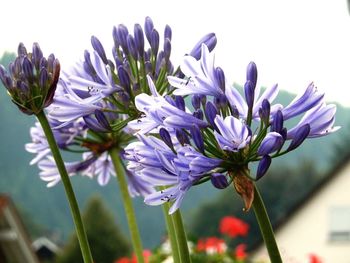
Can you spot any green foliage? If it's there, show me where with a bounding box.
[55,195,130,263]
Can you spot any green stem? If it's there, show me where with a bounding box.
[36,111,93,263]
[252,184,282,263]
[109,147,144,263]
[161,202,180,263]
[171,210,192,263]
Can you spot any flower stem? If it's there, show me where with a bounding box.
[171,210,192,263]
[252,184,282,263]
[109,147,144,263]
[161,202,180,263]
[36,111,93,263]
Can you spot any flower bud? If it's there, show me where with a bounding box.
[32,42,43,70]
[117,66,131,94]
[164,24,172,41]
[91,36,108,64]
[215,67,225,92]
[189,33,217,60]
[174,95,185,111]
[259,99,271,126]
[191,95,201,110]
[134,24,145,58]
[246,62,257,89]
[204,101,219,132]
[176,129,190,145]
[150,29,160,57]
[288,124,310,151]
[144,16,154,44]
[257,132,284,156]
[271,110,284,133]
[211,173,229,189]
[159,128,173,150]
[127,35,138,60]
[190,125,204,153]
[164,38,171,62]
[256,155,271,180]
[244,81,254,109]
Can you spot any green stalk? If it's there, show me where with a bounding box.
[109,147,144,263]
[36,111,93,263]
[252,184,282,263]
[171,210,192,263]
[161,202,180,263]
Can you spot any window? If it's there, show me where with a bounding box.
[329,206,350,242]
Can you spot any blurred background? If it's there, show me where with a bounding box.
[1,0,350,262]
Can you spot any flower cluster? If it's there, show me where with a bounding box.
[23,17,217,197]
[219,216,249,238]
[0,43,60,115]
[125,43,339,212]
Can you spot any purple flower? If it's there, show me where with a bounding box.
[0,42,60,115]
[214,115,251,152]
[168,44,225,97]
[287,103,340,139]
[128,76,207,133]
[257,132,284,156]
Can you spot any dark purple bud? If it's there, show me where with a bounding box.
[176,129,190,145]
[244,81,254,109]
[247,62,257,89]
[76,157,98,171]
[193,109,204,120]
[191,94,201,109]
[174,95,185,111]
[164,24,172,41]
[134,24,144,57]
[190,125,204,153]
[189,33,217,60]
[117,24,129,54]
[150,29,160,56]
[84,115,110,133]
[211,173,229,189]
[280,128,287,140]
[164,38,171,62]
[271,110,284,133]
[39,57,48,69]
[144,16,154,44]
[17,43,27,57]
[145,61,152,75]
[19,81,29,94]
[288,124,310,151]
[47,54,56,73]
[199,94,207,105]
[256,155,271,180]
[155,51,165,75]
[32,42,43,69]
[13,58,22,76]
[204,101,219,132]
[91,36,108,64]
[259,99,271,125]
[133,83,140,93]
[22,57,34,82]
[258,132,284,156]
[127,35,138,60]
[39,67,48,88]
[159,128,173,149]
[95,110,111,131]
[112,26,120,48]
[117,66,131,93]
[214,67,225,92]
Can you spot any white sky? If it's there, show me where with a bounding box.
[1,0,350,106]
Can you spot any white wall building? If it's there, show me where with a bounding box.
[252,158,350,263]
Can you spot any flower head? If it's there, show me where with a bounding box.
[0,43,60,115]
[219,216,249,238]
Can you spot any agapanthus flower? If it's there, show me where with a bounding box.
[125,44,339,213]
[0,43,60,115]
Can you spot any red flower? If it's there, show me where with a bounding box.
[235,243,247,260]
[115,257,131,263]
[197,237,227,254]
[309,253,322,263]
[219,216,249,238]
[115,250,152,263]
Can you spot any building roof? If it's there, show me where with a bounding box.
[251,154,350,250]
[0,194,39,263]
